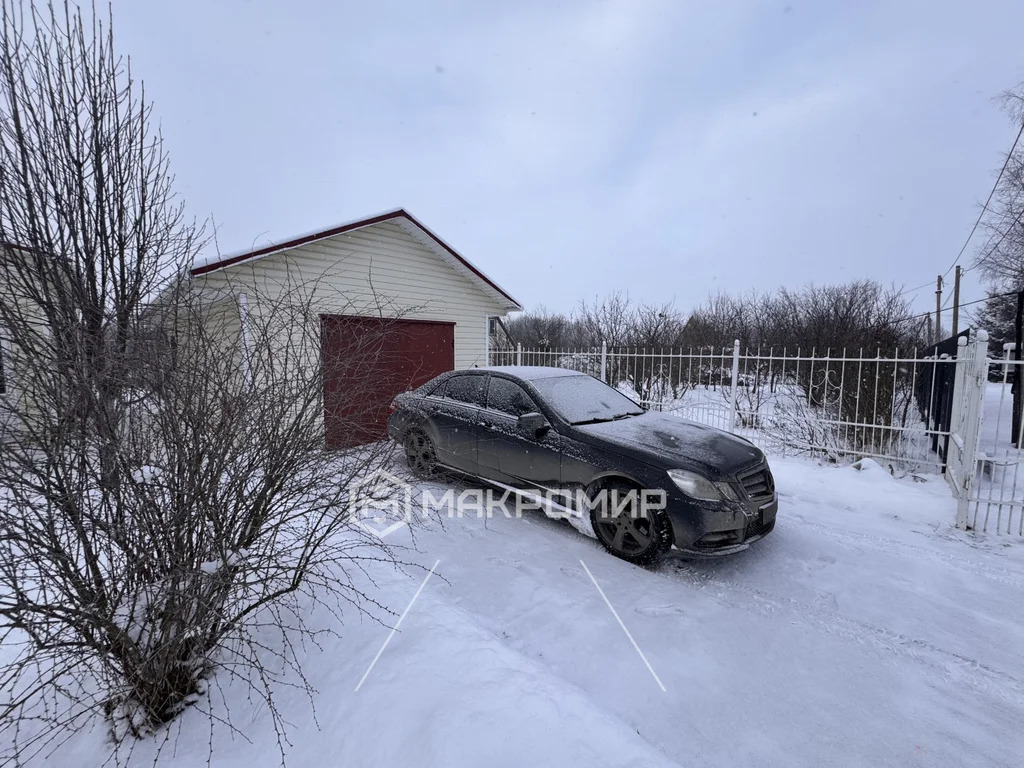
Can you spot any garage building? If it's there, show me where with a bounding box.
[189,209,521,447]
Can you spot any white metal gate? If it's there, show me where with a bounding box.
[944,332,987,529]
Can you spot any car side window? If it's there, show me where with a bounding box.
[419,378,443,396]
[487,377,539,417]
[444,374,488,407]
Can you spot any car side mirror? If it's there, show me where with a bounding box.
[518,412,550,437]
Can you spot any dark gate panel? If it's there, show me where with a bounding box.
[322,316,455,448]
[915,329,970,462]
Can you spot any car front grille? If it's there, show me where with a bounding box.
[737,463,775,502]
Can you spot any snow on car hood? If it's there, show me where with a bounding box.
[574,410,763,476]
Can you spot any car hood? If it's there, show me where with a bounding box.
[574,411,763,477]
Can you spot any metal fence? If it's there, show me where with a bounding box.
[962,339,1024,535]
[491,333,1023,536]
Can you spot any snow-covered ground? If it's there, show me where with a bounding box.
[8,456,1024,767]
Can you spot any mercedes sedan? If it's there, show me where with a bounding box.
[387,366,777,563]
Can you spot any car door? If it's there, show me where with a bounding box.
[478,376,562,491]
[431,373,488,474]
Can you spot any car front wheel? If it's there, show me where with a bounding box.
[589,480,672,565]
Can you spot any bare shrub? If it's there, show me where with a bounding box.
[0,4,405,763]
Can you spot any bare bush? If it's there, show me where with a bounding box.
[0,4,404,763]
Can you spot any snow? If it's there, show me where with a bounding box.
[199,550,248,575]
[130,465,163,484]
[4,456,1024,766]
[483,365,588,380]
[850,456,885,472]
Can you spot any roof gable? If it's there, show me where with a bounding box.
[190,209,521,311]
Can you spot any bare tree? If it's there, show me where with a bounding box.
[974,84,1024,290]
[503,305,577,348]
[576,292,635,347]
[0,4,404,763]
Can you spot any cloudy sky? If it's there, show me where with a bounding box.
[117,0,1024,316]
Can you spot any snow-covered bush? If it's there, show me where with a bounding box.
[0,7,403,762]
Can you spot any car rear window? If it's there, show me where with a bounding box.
[487,377,539,417]
[417,377,444,396]
[443,374,488,407]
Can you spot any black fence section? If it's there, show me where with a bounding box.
[915,330,970,461]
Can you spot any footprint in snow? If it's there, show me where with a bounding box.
[559,566,589,583]
[635,604,685,618]
[485,556,522,569]
[814,591,839,613]
[803,554,836,572]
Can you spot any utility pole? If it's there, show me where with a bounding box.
[951,266,962,336]
[935,274,943,343]
[1014,290,1024,445]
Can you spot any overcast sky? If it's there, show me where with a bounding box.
[117,0,1024,316]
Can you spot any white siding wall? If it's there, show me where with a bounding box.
[194,221,509,370]
[0,260,51,437]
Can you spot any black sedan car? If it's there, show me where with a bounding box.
[387,366,777,563]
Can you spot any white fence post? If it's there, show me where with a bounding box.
[516,343,522,367]
[948,331,988,530]
[600,341,607,383]
[728,339,740,433]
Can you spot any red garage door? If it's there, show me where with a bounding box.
[321,316,455,448]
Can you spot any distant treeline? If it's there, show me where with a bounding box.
[506,280,928,353]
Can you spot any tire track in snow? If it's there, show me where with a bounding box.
[660,559,1024,707]
[785,514,1024,591]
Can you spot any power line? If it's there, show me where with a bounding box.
[878,290,1017,334]
[971,204,1024,275]
[888,277,940,310]
[924,188,1024,323]
[942,121,1024,278]
[851,288,1019,335]
[900,278,939,299]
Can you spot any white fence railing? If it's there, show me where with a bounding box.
[491,334,1022,536]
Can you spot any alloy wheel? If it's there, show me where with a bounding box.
[404,430,437,478]
[593,490,654,556]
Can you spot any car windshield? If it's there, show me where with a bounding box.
[529,375,644,425]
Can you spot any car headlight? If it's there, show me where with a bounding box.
[667,469,739,502]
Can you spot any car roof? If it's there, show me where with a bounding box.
[480,366,589,381]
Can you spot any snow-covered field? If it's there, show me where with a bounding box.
[8,456,1024,767]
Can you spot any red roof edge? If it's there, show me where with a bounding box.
[189,209,521,310]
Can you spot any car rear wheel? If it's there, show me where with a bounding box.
[403,429,438,478]
[589,480,672,565]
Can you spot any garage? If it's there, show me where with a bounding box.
[187,208,521,448]
[322,315,455,448]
